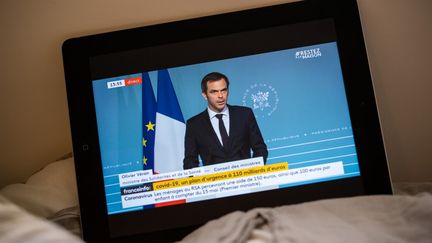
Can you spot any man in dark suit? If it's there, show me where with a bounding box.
[183,72,268,169]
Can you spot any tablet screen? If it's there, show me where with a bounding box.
[91,40,360,215]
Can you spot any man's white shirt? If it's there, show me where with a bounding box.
[207,106,230,146]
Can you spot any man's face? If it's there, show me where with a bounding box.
[202,78,229,112]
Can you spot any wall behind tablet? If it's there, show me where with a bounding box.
[0,0,431,187]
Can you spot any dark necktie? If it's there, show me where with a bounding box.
[215,114,229,147]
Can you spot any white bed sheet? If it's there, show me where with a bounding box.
[0,195,83,243]
[0,157,78,218]
[181,193,432,243]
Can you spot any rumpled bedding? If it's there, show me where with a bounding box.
[0,157,78,218]
[181,193,432,243]
[0,195,82,243]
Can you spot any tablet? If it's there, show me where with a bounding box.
[62,0,392,242]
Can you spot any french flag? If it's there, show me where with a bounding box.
[154,69,185,173]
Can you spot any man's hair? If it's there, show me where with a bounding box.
[201,72,230,93]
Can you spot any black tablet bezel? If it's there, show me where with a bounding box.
[62,1,392,242]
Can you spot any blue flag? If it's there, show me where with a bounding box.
[142,72,156,171]
[154,69,186,173]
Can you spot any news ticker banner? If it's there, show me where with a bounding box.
[118,158,345,209]
[119,157,265,187]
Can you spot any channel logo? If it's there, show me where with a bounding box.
[295,48,322,59]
